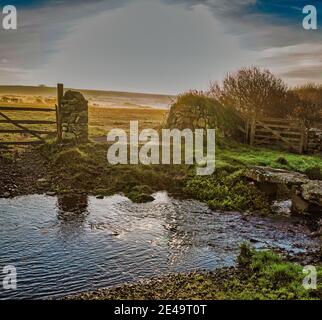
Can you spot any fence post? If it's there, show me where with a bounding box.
[299,126,304,154]
[301,124,309,154]
[56,83,64,142]
[250,117,256,146]
[245,119,250,144]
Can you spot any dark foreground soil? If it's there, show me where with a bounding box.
[0,149,49,197]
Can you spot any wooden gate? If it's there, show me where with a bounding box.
[0,106,57,147]
[0,84,63,147]
[248,117,308,154]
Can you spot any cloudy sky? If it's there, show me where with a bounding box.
[0,0,321,94]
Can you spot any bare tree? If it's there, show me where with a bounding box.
[291,84,322,127]
[209,67,290,118]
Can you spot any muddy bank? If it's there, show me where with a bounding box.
[0,145,187,201]
[0,149,49,198]
[1,144,322,219]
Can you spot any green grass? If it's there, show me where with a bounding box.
[184,141,321,213]
[217,142,322,173]
[227,244,322,300]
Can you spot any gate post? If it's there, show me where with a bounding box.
[56,83,64,143]
[300,123,308,154]
[250,117,256,146]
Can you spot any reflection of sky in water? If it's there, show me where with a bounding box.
[0,192,319,299]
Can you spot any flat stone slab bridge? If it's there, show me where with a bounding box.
[245,166,322,214]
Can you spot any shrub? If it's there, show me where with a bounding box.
[166,91,244,140]
[238,243,253,267]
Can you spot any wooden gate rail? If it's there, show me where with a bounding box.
[0,129,56,134]
[0,105,57,146]
[248,117,308,154]
[0,119,56,124]
[0,83,64,147]
[0,106,55,112]
[0,141,43,146]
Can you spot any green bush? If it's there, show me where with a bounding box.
[237,243,253,267]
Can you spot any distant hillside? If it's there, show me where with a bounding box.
[0,86,175,109]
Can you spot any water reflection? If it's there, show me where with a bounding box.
[56,194,89,239]
[57,194,89,215]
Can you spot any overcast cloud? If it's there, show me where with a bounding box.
[0,0,320,93]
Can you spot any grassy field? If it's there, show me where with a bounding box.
[88,106,167,136]
[0,86,170,143]
[0,103,168,143]
[216,142,322,173]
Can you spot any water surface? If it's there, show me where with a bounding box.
[0,192,319,299]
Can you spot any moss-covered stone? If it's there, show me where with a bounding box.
[184,169,270,213]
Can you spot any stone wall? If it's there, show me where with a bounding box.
[60,90,88,143]
[166,104,216,131]
[166,100,244,140]
[308,128,322,154]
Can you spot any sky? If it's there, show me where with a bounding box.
[0,0,321,94]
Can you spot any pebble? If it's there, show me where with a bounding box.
[249,238,259,243]
[46,191,56,196]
